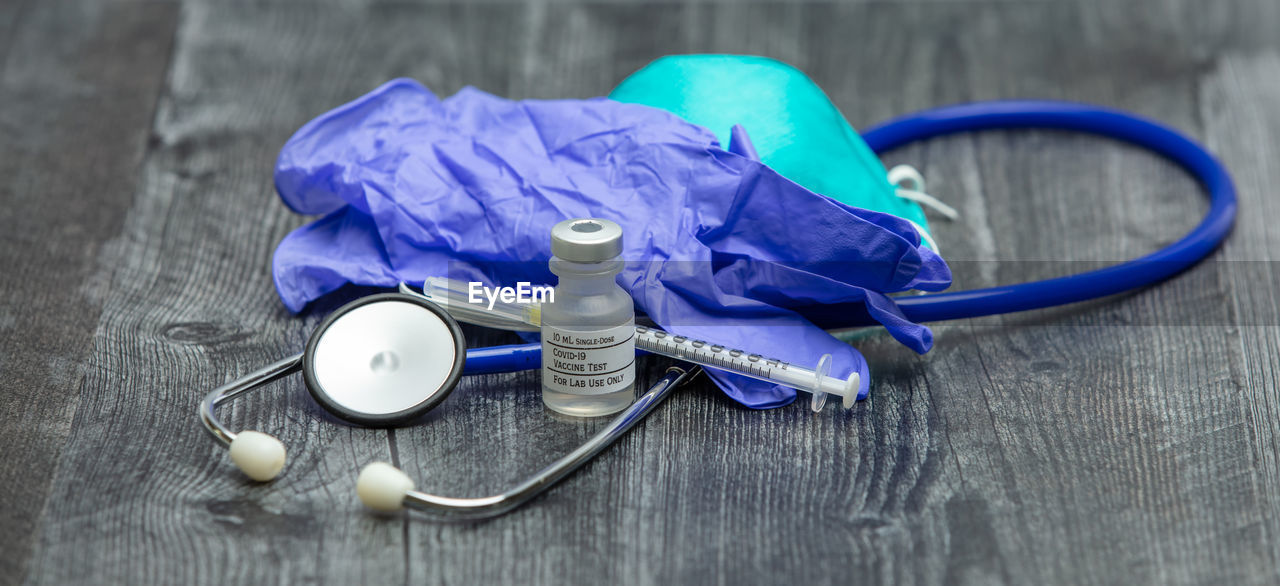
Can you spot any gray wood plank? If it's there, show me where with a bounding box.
[13,0,1280,584]
[16,1,444,583]
[0,1,178,582]
[1199,48,1280,578]
[839,1,1275,583]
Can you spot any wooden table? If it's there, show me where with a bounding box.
[4,0,1278,583]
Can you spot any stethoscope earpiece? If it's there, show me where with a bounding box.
[357,462,415,512]
[228,430,287,482]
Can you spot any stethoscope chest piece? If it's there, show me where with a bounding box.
[302,293,466,426]
[199,292,468,482]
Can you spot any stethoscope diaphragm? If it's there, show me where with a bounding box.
[302,293,466,426]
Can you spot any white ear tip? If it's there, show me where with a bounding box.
[358,462,415,512]
[228,431,286,482]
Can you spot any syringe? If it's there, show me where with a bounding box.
[398,279,860,411]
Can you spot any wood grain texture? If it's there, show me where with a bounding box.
[6,0,1280,584]
[0,0,178,581]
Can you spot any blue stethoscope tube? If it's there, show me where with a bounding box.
[861,100,1237,323]
[463,100,1238,375]
[464,343,543,373]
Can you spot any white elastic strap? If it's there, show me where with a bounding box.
[895,188,960,220]
[887,164,959,220]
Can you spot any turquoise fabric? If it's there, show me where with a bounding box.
[610,54,931,234]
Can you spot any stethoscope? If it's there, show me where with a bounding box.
[200,100,1236,520]
[200,291,703,519]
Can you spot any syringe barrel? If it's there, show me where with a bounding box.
[746,361,818,392]
[632,327,823,394]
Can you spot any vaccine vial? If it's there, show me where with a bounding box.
[541,218,636,417]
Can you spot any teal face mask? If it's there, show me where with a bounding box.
[610,54,932,242]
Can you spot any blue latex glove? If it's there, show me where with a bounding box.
[272,79,951,407]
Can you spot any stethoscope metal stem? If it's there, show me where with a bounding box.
[400,364,701,520]
[200,353,303,446]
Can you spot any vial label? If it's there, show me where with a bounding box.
[542,324,635,395]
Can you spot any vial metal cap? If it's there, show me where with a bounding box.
[550,218,624,262]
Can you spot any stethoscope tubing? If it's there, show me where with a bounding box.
[860,99,1237,323]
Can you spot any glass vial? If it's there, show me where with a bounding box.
[541,218,636,417]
